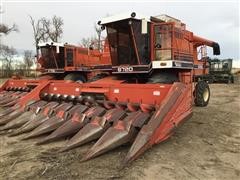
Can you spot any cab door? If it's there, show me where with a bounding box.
[65,47,75,67]
[153,23,173,61]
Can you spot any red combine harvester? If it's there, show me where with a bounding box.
[37,40,111,82]
[0,12,220,165]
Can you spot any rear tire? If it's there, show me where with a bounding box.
[231,76,235,83]
[64,73,86,83]
[194,81,210,107]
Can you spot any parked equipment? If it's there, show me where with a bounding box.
[0,12,220,165]
[37,40,111,82]
[195,58,234,83]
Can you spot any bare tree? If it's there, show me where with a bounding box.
[40,15,63,42]
[49,15,64,42]
[80,37,92,48]
[29,15,64,58]
[23,50,34,76]
[79,36,99,49]
[29,15,45,59]
[0,8,18,35]
[39,17,51,42]
[0,45,17,77]
[79,23,104,50]
[0,24,18,35]
[0,9,19,77]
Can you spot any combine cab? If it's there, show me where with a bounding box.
[0,12,220,165]
[37,40,111,82]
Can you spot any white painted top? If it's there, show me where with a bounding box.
[100,12,150,25]
[100,12,185,27]
[153,14,181,23]
[38,42,65,47]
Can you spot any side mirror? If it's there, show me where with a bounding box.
[56,45,60,54]
[141,19,148,34]
[212,42,220,55]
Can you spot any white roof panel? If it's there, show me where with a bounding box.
[100,12,150,25]
[38,42,65,47]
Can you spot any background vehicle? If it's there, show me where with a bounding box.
[195,58,234,83]
[37,40,111,82]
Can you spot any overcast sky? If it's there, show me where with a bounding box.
[1,0,239,60]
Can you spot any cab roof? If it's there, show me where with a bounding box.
[100,12,150,25]
[38,42,65,47]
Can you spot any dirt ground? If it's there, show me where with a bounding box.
[0,83,239,180]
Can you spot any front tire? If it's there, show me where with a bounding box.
[64,73,86,83]
[194,81,210,107]
[147,72,179,84]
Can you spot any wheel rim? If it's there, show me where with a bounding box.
[203,88,209,102]
[76,80,84,84]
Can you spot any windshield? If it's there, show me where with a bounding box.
[106,19,150,66]
[40,46,65,69]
